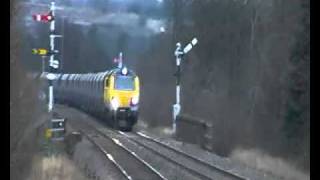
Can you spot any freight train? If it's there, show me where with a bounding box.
[52,66,140,131]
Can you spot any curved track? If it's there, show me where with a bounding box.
[118,131,248,180]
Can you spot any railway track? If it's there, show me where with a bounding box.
[117,131,248,180]
[68,110,248,180]
[71,126,167,180]
[83,132,132,180]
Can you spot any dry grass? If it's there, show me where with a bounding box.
[230,148,310,180]
[27,154,88,180]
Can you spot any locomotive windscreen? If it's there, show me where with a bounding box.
[114,76,135,90]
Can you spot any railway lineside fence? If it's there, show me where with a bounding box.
[176,114,213,151]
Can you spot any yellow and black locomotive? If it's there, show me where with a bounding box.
[53,66,140,131]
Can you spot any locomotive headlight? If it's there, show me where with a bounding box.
[131,96,139,105]
[111,97,120,110]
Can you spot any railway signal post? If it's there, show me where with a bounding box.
[32,1,65,141]
[173,38,198,133]
[47,1,65,141]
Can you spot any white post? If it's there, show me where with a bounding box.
[176,54,181,105]
[173,42,183,133]
[50,2,55,32]
[48,86,53,111]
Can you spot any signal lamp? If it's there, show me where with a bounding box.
[32,11,54,23]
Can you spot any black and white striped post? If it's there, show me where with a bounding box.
[173,38,198,133]
[47,2,56,112]
[47,1,65,141]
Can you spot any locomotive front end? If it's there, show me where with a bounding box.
[105,67,140,131]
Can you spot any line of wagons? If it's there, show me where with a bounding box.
[45,67,140,131]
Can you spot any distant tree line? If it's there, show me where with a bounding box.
[136,0,309,171]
